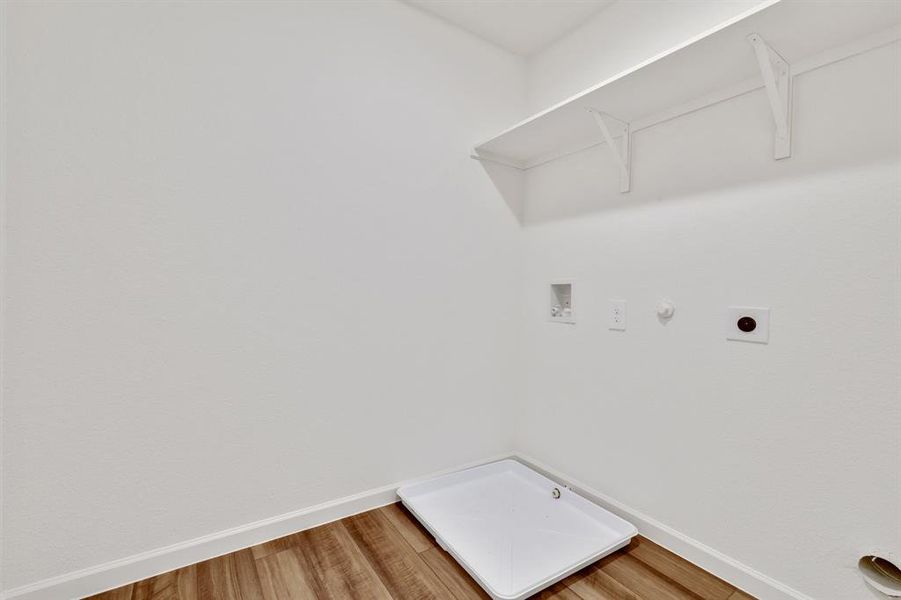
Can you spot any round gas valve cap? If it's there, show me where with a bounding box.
[737,316,757,332]
[656,300,675,320]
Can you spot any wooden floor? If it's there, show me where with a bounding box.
[87,503,756,600]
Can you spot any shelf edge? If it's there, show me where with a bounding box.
[472,0,782,151]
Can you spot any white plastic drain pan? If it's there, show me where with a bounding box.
[397,459,637,600]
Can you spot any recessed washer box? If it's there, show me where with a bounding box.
[549,282,575,324]
[397,460,637,600]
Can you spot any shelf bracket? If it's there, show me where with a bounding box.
[587,109,631,193]
[747,33,792,160]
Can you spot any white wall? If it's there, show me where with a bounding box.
[0,0,525,591]
[518,9,900,600]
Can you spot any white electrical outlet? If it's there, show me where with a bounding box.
[609,299,626,331]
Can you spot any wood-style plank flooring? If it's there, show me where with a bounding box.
[87,503,757,600]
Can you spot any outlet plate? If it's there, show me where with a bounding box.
[609,299,627,331]
[727,306,770,343]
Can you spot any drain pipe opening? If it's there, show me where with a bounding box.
[860,555,901,597]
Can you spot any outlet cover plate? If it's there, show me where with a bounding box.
[727,306,770,343]
[609,299,627,331]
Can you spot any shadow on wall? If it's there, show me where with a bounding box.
[478,160,525,222]
[478,43,900,226]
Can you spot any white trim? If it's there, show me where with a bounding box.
[510,453,816,600]
[1,453,514,600]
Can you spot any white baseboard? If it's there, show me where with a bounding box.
[1,453,514,600]
[511,452,815,600]
[4,451,812,600]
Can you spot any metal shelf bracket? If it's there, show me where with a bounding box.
[587,108,631,193]
[748,33,792,159]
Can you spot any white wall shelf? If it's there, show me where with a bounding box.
[472,0,901,191]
